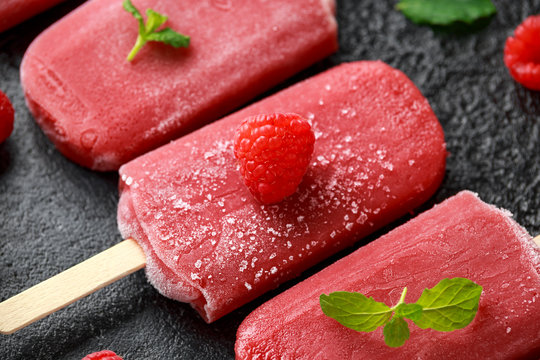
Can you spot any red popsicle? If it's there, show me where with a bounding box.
[21,0,338,170]
[235,191,540,359]
[0,0,66,32]
[117,61,447,322]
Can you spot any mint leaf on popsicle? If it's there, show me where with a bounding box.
[320,278,482,348]
[146,28,190,48]
[394,303,422,321]
[123,0,190,61]
[383,317,410,348]
[320,292,392,332]
[413,277,483,331]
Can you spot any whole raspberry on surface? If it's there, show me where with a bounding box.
[0,90,14,144]
[82,350,123,360]
[233,113,315,204]
[504,15,540,91]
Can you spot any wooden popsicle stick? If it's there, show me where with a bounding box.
[0,239,146,335]
[535,235,540,246]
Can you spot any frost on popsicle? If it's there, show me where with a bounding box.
[123,0,190,61]
[320,278,482,348]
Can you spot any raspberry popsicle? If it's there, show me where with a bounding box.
[118,61,447,322]
[235,191,540,359]
[21,0,338,170]
[0,0,67,32]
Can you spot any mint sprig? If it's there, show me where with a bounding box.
[123,0,190,61]
[396,0,496,26]
[320,278,482,348]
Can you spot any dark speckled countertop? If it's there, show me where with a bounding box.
[1,0,539,359]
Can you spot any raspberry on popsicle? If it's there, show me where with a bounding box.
[234,113,315,204]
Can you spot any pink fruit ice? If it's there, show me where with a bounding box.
[117,61,447,323]
[20,0,338,171]
[0,0,66,32]
[235,191,540,359]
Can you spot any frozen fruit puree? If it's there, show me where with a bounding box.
[117,61,447,323]
[0,0,66,32]
[235,191,540,359]
[21,0,338,170]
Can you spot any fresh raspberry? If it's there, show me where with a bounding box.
[0,90,14,144]
[504,15,540,90]
[233,113,315,204]
[81,350,123,360]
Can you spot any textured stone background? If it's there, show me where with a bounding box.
[1,0,539,359]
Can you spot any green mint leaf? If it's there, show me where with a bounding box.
[123,0,190,61]
[383,317,410,348]
[146,28,190,48]
[145,9,168,34]
[413,278,482,331]
[123,0,144,33]
[320,292,392,332]
[396,0,497,26]
[394,303,423,321]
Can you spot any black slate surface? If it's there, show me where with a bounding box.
[1,0,539,359]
